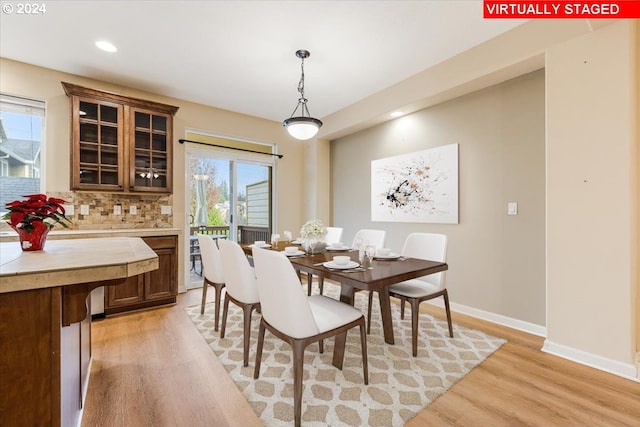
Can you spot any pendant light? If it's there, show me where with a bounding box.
[283,49,323,140]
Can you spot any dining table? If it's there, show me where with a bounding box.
[243,242,448,369]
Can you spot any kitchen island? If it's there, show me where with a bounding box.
[0,237,158,427]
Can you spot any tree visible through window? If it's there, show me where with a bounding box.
[0,94,44,212]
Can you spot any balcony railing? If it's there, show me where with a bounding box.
[189,224,271,276]
[189,225,270,244]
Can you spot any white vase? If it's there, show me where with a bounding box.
[302,237,326,254]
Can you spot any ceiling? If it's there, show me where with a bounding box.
[0,1,526,135]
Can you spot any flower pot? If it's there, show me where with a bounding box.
[13,221,51,251]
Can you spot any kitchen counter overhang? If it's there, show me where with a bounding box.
[0,236,159,293]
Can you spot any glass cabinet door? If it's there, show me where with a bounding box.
[73,98,124,190]
[64,81,177,194]
[130,108,172,192]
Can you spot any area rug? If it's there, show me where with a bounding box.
[185,286,506,426]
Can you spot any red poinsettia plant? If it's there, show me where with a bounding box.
[2,193,71,232]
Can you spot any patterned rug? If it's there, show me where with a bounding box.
[185,285,505,426]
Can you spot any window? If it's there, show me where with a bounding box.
[0,94,45,210]
[184,132,277,290]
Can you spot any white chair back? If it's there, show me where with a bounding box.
[218,239,259,303]
[401,233,448,290]
[351,229,386,249]
[324,227,344,245]
[197,235,225,283]
[252,247,320,339]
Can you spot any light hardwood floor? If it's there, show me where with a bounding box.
[82,285,640,427]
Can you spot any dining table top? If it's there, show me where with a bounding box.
[243,242,447,288]
[287,250,447,291]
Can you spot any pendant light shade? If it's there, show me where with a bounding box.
[283,50,323,140]
[283,116,322,140]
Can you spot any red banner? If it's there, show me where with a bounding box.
[484,1,640,18]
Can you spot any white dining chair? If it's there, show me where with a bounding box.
[251,247,368,427]
[197,235,226,331]
[368,232,452,357]
[218,239,261,367]
[324,226,344,246]
[351,228,386,250]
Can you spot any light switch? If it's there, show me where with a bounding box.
[508,202,518,215]
[129,205,137,215]
[161,205,172,215]
[113,205,122,215]
[80,205,90,215]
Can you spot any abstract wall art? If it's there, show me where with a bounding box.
[371,143,458,224]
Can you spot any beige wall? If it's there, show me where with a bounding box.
[302,138,331,223]
[636,21,640,357]
[0,58,314,290]
[545,21,638,376]
[332,70,546,327]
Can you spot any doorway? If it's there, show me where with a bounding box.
[184,136,276,290]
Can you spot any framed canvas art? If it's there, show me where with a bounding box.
[371,143,458,224]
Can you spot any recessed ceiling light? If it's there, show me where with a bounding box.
[390,111,404,118]
[95,40,117,53]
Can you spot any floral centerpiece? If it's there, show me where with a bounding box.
[300,219,327,254]
[3,193,71,251]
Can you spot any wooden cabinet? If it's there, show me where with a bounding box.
[105,236,178,315]
[73,96,125,190]
[130,108,173,192]
[62,82,178,193]
[106,272,145,308]
[0,288,62,426]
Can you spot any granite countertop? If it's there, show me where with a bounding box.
[0,237,159,293]
[0,227,181,242]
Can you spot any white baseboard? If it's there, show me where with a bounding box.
[426,299,638,381]
[425,299,547,337]
[542,340,639,382]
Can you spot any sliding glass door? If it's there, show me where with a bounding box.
[185,139,275,289]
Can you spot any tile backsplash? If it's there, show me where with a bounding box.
[44,192,175,230]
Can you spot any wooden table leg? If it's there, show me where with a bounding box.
[378,288,395,344]
[332,284,356,369]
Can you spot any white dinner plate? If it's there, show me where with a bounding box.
[291,239,304,245]
[249,243,271,248]
[323,260,360,269]
[326,246,351,251]
[374,253,401,260]
[282,250,305,256]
